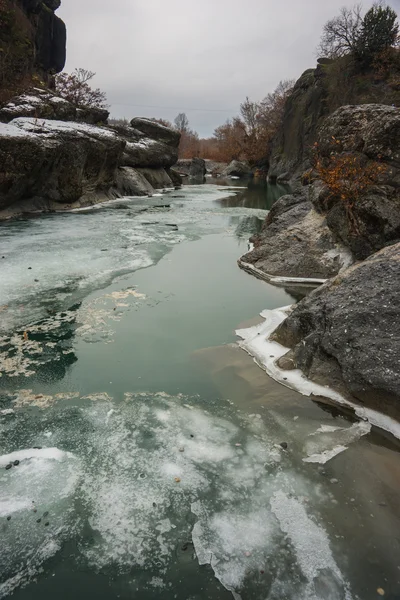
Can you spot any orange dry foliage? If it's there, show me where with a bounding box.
[312,140,387,232]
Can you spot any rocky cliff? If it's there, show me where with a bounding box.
[241,103,400,279]
[0,90,181,219]
[0,0,66,102]
[269,57,400,183]
[240,101,400,419]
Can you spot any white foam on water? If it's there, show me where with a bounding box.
[237,307,400,440]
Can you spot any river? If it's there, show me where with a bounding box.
[0,182,399,600]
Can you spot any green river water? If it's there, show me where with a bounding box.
[0,182,399,600]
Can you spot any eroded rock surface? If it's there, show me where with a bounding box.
[273,243,400,418]
[0,88,109,125]
[240,192,351,279]
[243,104,400,279]
[0,112,181,217]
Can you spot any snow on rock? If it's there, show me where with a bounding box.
[11,117,117,140]
[236,307,400,440]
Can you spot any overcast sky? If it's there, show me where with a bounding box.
[58,0,400,137]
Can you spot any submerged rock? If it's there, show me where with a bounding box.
[273,243,400,418]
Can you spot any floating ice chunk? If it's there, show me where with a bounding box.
[310,425,343,435]
[270,491,353,600]
[192,500,273,597]
[0,447,80,596]
[304,421,371,463]
[304,445,349,464]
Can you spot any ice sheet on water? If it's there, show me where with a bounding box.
[0,185,265,336]
[0,447,80,598]
[237,306,400,440]
[270,491,353,600]
[0,391,356,597]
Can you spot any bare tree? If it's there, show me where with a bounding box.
[55,68,108,109]
[240,97,259,136]
[174,112,189,133]
[317,4,363,59]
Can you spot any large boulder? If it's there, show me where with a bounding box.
[111,122,179,169]
[273,243,400,418]
[172,158,206,179]
[0,119,125,210]
[130,118,180,148]
[0,88,109,125]
[240,192,351,279]
[221,160,252,178]
[0,115,181,216]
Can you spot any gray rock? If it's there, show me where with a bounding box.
[115,167,154,197]
[221,160,252,178]
[0,116,181,217]
[0,88,109,125]
[166,168,182,188]
[137,168,173,190]
[174,158,206,179]
[189,157,206,179]
[273,243,400,418]
[240,192,351,279]
[315,104,400,260]
[130,118,180,148]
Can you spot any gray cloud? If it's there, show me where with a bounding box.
[58,0,400,136]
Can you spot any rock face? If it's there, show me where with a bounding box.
[240,192,351,279]
[0,0,66,100]
[269,60,400,183]
[189,157,206,179]
[312,104,400,260]
[273,243,400,418]
[0,88,109,125]
[221,160,252,178]
[242,103,400,279]
[0,112,181,217]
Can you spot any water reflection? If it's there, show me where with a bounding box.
[217,180,290,210]
[230,215,264,240]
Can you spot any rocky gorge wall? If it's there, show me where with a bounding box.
[269,57,400,184]
[0,0,66,101]
[0,89,182,219]
[240,101,400,419]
